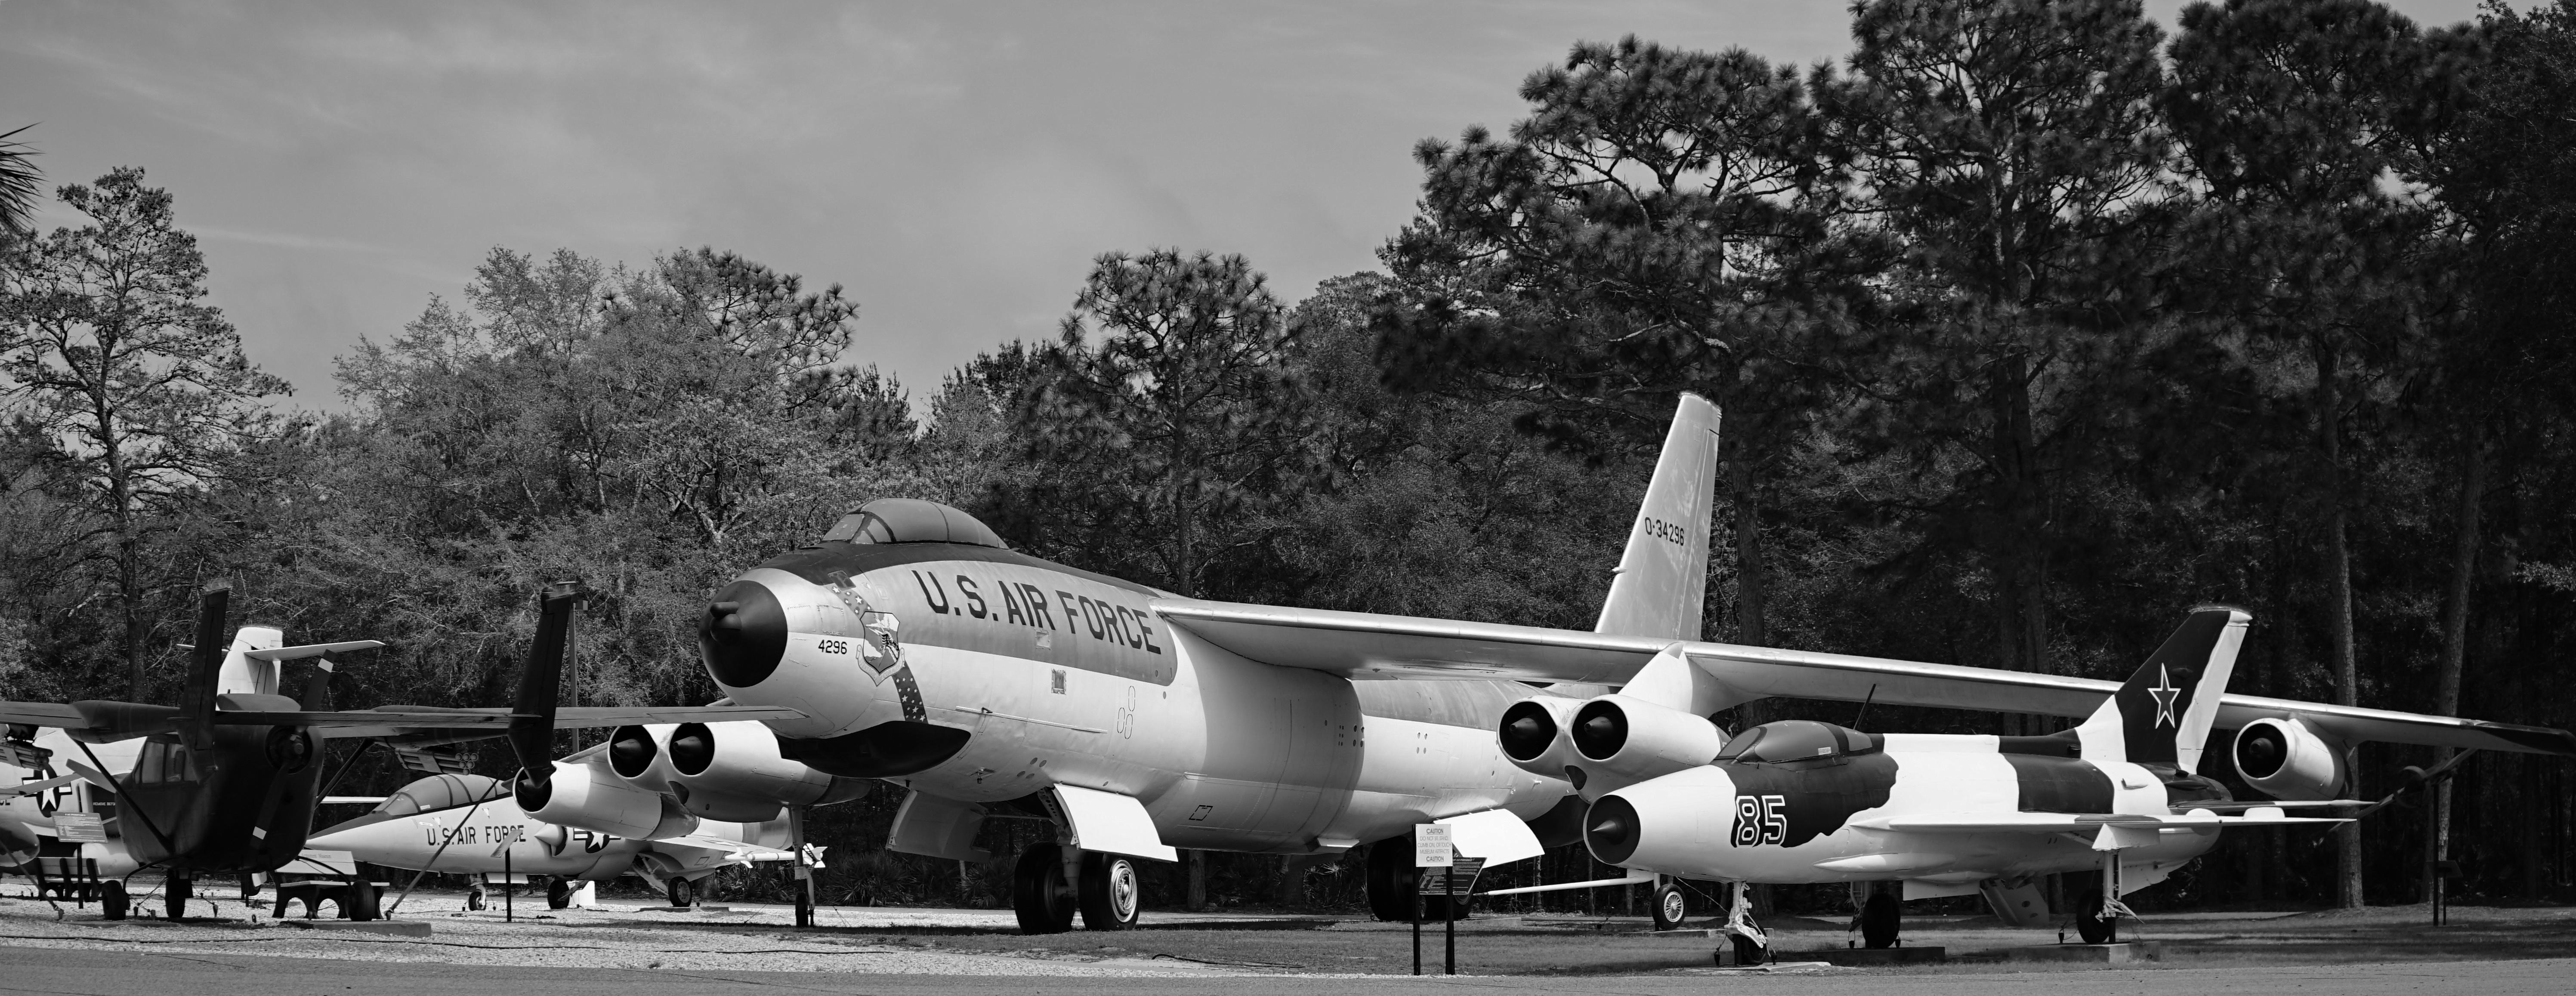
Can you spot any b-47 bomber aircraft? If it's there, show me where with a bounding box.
[1,583,792,919]
[659,392,2576,937]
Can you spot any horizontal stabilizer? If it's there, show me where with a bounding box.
[241,641,385,662]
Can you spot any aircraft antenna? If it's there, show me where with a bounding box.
[1851,684,1878,731]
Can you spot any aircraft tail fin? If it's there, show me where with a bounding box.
[1594,394,1720,641]
[216,626,286,697]
[2073,606,2250,769]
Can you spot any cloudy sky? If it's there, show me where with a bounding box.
[0,0,2490,412]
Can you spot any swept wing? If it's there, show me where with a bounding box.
[1154,598,2575,757]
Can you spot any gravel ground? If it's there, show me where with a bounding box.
[0,890,1245,976]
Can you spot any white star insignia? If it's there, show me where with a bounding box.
[2146,665,2182,728]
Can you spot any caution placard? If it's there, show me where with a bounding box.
[1413,823,1453,867]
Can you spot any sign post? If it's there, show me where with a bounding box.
[1412,824,1450,976]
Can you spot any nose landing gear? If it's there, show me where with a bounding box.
[1715,881,1769,966]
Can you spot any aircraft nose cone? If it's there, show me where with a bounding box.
[700,579,790,688]
[1585,794,1642,865]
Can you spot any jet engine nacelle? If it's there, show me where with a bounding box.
[2233,717,2348,801]
[518,760,699,840]
[1569,694,1726,789]
[1497,697,1585,781]
[1582,766,1736,871]
[663,721,871,820]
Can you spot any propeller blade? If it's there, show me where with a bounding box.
[507,582,586,799]
[178,581,230,748]
[2353,749,2480,820]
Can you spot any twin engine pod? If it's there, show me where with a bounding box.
[608,721,870,821]
[1499,693,1727,797]
[2233,717,2349,800]
[516,760,700,840]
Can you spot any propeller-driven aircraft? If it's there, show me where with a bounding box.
[304,767,813,910]
[0,583,794,919]
[687,392,2576,937]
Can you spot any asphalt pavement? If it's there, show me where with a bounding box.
[4,945,2571,996]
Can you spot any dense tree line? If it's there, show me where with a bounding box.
[5,0,2573,914]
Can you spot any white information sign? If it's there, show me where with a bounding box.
[1414,823,1454,868]
[53,812,106,843]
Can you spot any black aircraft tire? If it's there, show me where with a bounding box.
[1365,836,1464,923]
[546,877,573,910]
[1013,842,1077,934]
[668,876,695,908]
[349,881,381,921]
[100,881,128,921]
[2075,891,2113,944]
[165,876,191,921]
[1859,890,1900,949]
[1730,934,1767,966]
[467,885,486,911]
[1077,852,1141,931]
[1652,884,1688,931]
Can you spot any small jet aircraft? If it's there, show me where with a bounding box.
[683,393,2575,934]
[0,583,794,919]
[304,767,814,910]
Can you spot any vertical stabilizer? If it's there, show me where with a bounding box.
[1594,394,1721,641]
[216,626,286,697]
[2073,606,2250,769]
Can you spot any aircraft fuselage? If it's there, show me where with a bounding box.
[704,542,1566,854]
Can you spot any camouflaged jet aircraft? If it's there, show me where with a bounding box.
[679,393,2576,936]
[1557,605,2358,958]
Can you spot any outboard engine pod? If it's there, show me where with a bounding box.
[2233,717,2347,801]
[700,579,789,688]
[519,760,698,839]
[1585,766,1737,873]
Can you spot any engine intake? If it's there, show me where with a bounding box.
[2233,717,2347,801]
[1498,697,1585,782]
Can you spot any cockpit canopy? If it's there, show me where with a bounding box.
[819,498,1008,549]
[371,773,503,816]
[1716,719,1877,764]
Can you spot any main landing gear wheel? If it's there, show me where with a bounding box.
[467,884,487,911]
[1652,883,1688,931]
[1859,890,1900,949]
[667,876,696,908]
[1364,835,1462,923]
[2075,890,2115,944]
[1013,842,1077,934]
[166,875,192,921]
[100,880,128,921]
[546,877,573,910]
[1078,851,1141,930]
